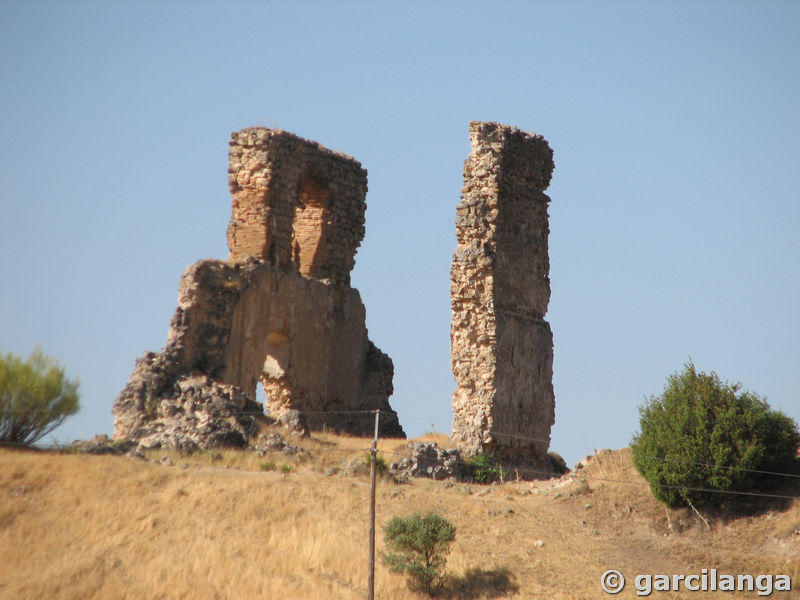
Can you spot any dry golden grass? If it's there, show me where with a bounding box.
[1,435,798,599]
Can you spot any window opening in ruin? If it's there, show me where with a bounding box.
[264,331,290,379]
[292,176,331,278]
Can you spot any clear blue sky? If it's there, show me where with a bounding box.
[1,1,798,467]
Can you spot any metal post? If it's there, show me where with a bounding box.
[368,409,380,600]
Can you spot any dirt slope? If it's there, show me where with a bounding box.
[1,433,798,599]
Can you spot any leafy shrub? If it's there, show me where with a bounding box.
[260,461,277,471]
[376,454,388,471]
[469,452,508,484]
[547,451,569,474]
[0,348,80,446]
[381,512,456,596]
[363,451,388,472]
[631,362,799,508]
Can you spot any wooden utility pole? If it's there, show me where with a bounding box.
[367,409,380,600]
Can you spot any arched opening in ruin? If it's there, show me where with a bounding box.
[261,330,292,417]
[255,381,268,410]
[292,175,331,278]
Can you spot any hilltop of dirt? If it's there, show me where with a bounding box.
[1,432,798,599]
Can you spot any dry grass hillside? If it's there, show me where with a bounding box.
[1,429,799,599]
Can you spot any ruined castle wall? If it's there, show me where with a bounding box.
[223,268,370,412]
[114,258,403,441]
[450,121,555,467]
[114,128,403,447]
[227,128,366,285]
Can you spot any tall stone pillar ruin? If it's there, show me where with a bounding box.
[450,121,555,469]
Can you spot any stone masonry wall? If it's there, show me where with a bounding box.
[450,121,555,470]
[114,128,403,448]
[227,128,366,285]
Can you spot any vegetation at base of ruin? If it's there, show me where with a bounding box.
[0,347,80,446]
[2,428,798,599]
[469,452,509,484]
[363,451,388,472]
[144,395,160,418]
[381,512,456,596]
[546,451,568,474]
[631,361,800,509]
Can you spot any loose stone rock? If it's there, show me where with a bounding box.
[390,442,470,482]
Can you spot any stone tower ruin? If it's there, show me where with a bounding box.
[113,128,404,449]
[450,121,555,469]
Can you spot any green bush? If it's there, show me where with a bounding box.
[363,451,388,472]
[469,452,508,484]
[381,512,456,596]
[631,362,799,508]
[0,348,80,446]
[547,451,569,475]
